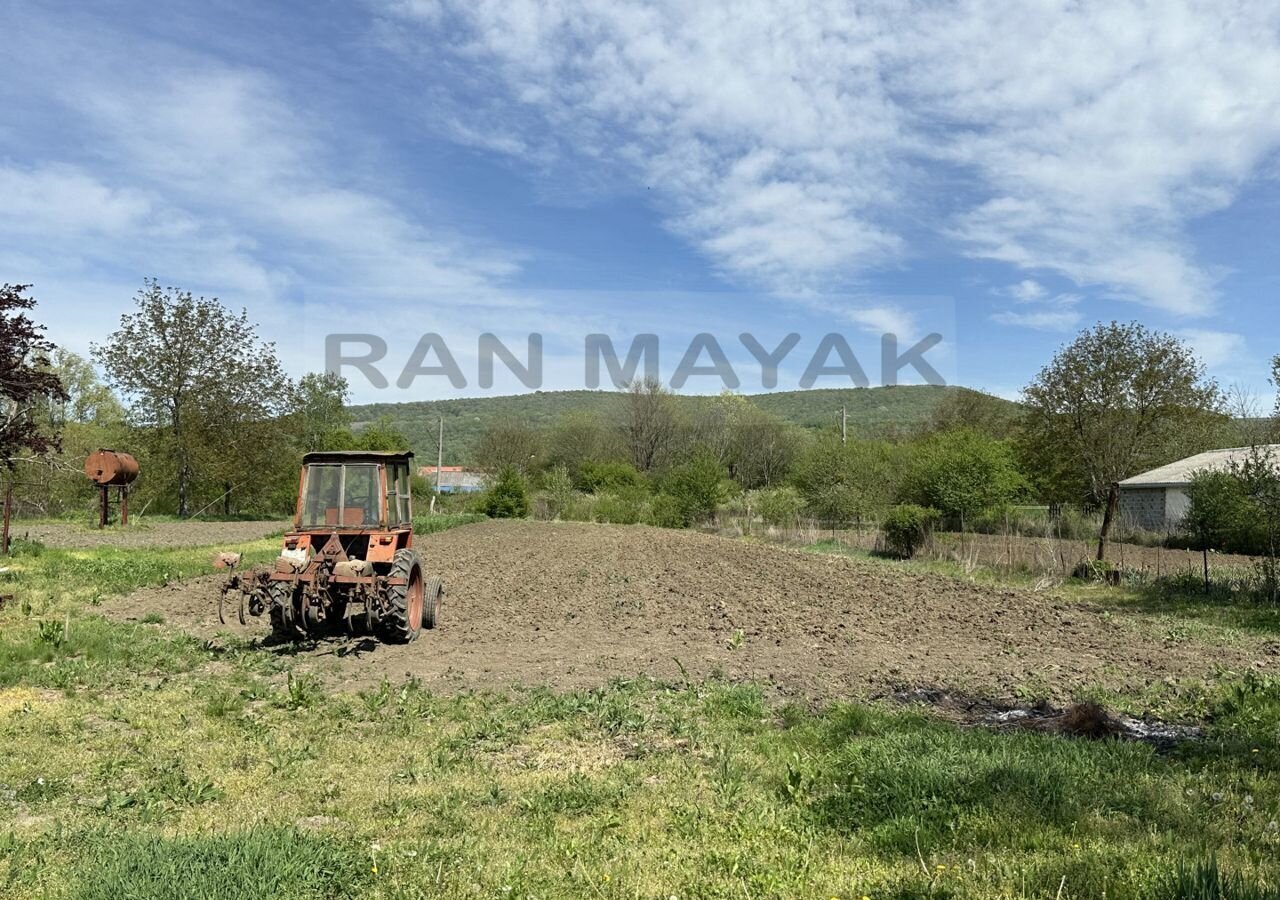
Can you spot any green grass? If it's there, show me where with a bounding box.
[3,522,1280,897]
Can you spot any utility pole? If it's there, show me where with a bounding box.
[841,405,847,445]
[435,416,444,495]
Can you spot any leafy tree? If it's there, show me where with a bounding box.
[93,279,289,516]
[482,466,528,518]
[1021,321,1223,559]
[353,416,410,451]
[902,428,1027,527]
[662,445,726,526]
[1,284,67,468]
[791,432,902,527]
[1184,470,1253,592]
[292,372,351,452]
[927,388,1021,440]
[47,348,124,428]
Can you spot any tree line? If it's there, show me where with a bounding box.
[3,280,1277,555]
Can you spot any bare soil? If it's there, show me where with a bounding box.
[14,520,287,550]
[104,520,1279,702]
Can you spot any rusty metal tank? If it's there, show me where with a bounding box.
[84,449,139,486]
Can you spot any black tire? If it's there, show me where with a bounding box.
[378,549,424,643]
[267,581,303,642]
[422,576,443,630]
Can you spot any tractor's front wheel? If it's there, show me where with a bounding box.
[378,549,424,643]
[267,581,303,642]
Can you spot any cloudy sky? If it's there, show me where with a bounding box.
[3,1,1279,403]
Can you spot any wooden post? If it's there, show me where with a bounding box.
[2,480,12,555]
[120,487,129,526]
[98,485,109,528]
[841,405,847,445]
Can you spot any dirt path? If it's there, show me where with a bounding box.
[14,520,287,550]
[105,520,1279,702]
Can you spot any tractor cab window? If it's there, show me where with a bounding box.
[301,464,381,527]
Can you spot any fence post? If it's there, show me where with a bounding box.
[2,480,12,555]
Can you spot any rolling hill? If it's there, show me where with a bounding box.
[350,385,1020,465]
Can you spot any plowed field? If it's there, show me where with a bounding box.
[106,520,1279,701]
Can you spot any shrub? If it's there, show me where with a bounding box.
[593,489,645,525]
[901,427,1027,527]
[579,460,645,494]
[644,493,685,528]
[539,465,576,520]
[792,433,903,527]
[880,504,939,559]
[663,447,727,526]
[754,486,805,529]
[481,466,528,519]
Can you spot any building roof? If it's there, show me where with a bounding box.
[1120,445,1280,488]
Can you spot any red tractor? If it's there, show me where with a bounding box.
[219,451,442,643]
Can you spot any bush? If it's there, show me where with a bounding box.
[754,487,805,529]
[593,489,645,525]
[792,433,903,527]
[902,427,1027,527]
[539,465,576,520]
[644,493,685,528]
[579,460,645,494]
[663,447,727,526]
[881,504,939,559]
[481,466,528,519]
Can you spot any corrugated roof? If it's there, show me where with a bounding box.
[1119,445,1280,488]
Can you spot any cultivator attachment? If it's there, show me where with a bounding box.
[215,554,272,626]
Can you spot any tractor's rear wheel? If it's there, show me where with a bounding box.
[378,549,424,643]
[422,576,443,630]
[267,581,303,642]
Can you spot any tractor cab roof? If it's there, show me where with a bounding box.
[302,450,415,465]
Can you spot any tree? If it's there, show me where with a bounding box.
[352,416,410,452]
[624,377,681,472]
[93,280,290,516]
[292,372,351,453]
[1184,470,1251,592]
[483,466,529,518]
[545,411,625,482]
[1021,322,1223,559]
[723,399,799,489]
[662,445,726,526]
[47,348,124,428]
[475,419,543,474]
[1,284,67,468]
[902,428,1027,527]
[791,432,902,528]
[927,388,1021,440]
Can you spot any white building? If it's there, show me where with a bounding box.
[1118,445,1280,531]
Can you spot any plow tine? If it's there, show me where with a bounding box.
[218,587,228,625]
[238,591,248,626]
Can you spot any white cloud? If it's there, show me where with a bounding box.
[1177,329,1249,370]
[991,308,1082,332]
[382,0,1280,313]
[1007,279,1046,303]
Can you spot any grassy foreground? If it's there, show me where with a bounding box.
[2,526,1280,898]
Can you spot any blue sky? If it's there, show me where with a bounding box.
[2,1,1279,405]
